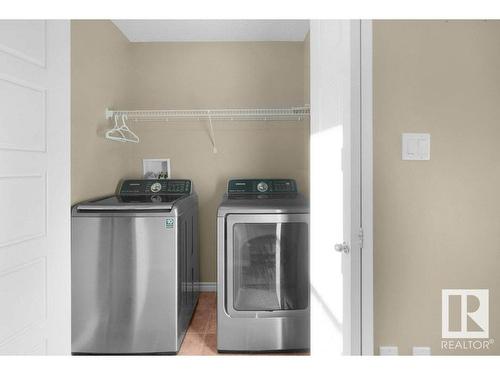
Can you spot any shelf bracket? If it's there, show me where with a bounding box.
[207,112,218,154]
[105,108,115,120]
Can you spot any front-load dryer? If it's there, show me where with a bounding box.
[217,179,309,352]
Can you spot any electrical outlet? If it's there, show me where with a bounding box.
[379,346,399,355]
[412,346,431,355]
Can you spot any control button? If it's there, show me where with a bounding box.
[151,182,162,193]
[257,181,269,193]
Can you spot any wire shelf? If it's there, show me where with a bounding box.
[104,106,310,151]
[105,107,310,121]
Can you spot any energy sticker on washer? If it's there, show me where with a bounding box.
[165,218,175,229]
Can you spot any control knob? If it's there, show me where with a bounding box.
[257,181,269,193]
[150,182,162,193]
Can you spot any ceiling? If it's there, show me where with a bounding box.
[112,20,309,42]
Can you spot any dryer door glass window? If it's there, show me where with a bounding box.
[232,222,308,311]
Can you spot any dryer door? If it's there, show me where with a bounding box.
[226,214,309,317]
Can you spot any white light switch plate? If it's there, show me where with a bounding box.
[402,133,430,160]
[412,346,431,355]
[379,346,399,355]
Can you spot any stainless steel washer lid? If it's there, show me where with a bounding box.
[74,195,181,212]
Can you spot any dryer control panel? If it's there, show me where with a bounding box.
[228,179,297,195]
[119,179,192,196]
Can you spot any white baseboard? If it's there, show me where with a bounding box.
[196,282,217,292]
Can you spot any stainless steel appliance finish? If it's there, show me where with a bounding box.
[217,179,310,352]
[71,179,199,354]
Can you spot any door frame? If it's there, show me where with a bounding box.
[360,19,374,356]
[345,19,373,356]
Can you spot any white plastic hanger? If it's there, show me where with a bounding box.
[105,114,140,143]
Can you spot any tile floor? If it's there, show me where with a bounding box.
[178,292,309,356]
[179,292,217,355]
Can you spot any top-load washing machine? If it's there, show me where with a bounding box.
[217,179,310,352]
[71,179,199,354]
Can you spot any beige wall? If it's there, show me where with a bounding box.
[71,21,309,282]
[126,42,309,282]
[374,20,500,355]
[71,20,134,203]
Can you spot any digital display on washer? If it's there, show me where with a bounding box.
[119,179,192,195]
[227,179,297,194]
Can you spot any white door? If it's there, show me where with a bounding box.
[0,21,70,354]
[310,20,362,355]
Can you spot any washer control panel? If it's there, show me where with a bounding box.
[119,179,192,196]
[228,179,297,195]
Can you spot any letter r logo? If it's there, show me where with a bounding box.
[442,289,489,339]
